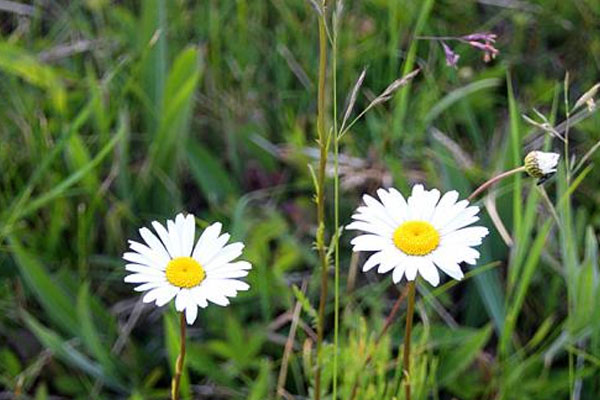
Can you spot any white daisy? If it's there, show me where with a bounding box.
[347,185,489,287]
[123,213,251,324]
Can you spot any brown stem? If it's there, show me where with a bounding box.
[314,2,329,399]
[400,281,416,400]
[171,313,186,400]
[468,166,526,202]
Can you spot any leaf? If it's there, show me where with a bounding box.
[507,72,523,239]
[76,283,118,377]
[187,141,238,204]
[247,360,272,400]
[292,284,318,328]
[9,237,79,336]
[20,117,127,218]
[22,312,124,391]
[438,325,492,385]
[0,42,66,112]
[501,220,552,356]
[148,46,202,177]
[424,78,500,125]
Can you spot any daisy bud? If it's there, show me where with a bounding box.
[524,151,560,183]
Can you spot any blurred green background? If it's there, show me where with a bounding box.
[1,0,599,399]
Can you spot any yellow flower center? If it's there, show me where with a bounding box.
[165,257,205,288]
[393,220,440,256]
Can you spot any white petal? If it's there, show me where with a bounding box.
[185,303,198,324]
[210,260,252,271]
[138,227,172,263]
[361,194,398,228]
[405,257,419,281]
[377,188,406,224]
[431,190,460,228]
[417,257,440,287]
[392,265,406,283]
[203,278,249,296]
[442,226,489,247]
[408,186,441,221]
[377,249,406,275]
[433,200,469,230]
[129,238,169,267]
[350,234,390,252]
[346,221,394,236]
[122,252,163,270]
[125,263,165,276]
[457,247,481,265]
[377,260,396,274]
[124,273,164,283]
[207,261,252,280]
[190,286,209,308]
[431,251,464,280]
[204,242,244,270]
[440,206,481,234]
[134,281,164,292]
[387,188,409,218]
[152,220,177,258]
[362,252,383,272]
[167,220,183,257]
[143,285,178,306]
[207,269,249,279]
[203,285,231,306]
[192,222,222,261]
[438,245,481,265]
[180,214,196,257]
[175,289,191,312]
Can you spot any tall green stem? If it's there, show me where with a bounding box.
[401,281,416,400]
[332,7,340,400]
[314,2,329,399]
[171,313,186,400]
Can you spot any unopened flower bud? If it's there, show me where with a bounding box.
[524,151,560,184]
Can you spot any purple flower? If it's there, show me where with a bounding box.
[461,32,497,43]
[441,42,460,68]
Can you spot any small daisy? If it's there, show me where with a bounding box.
[123,213,251,324]
[347,185,489,287]
[524,151,560,183]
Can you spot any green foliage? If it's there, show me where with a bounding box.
[1,0,599,399]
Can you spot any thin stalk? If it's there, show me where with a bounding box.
[332,6,340,400]
[564,72,574,400]
[314,2,329,399]
[171,313,186,400]
[467,166,526,202]
[400,281,416,400]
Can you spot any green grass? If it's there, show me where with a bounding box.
[1,0,600,399]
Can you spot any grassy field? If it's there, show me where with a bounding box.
[1,0,600,399]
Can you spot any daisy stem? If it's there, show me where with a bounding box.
[401,281,416,400]
[171,313,186,400]
[314,2,329,400]
[468,166,526,202]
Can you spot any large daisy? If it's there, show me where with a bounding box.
[123,213,251,324]
[347,185,489,287]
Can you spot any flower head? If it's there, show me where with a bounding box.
[123,213,251,324]
[347,185,489,287]
[524,151,560,183]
